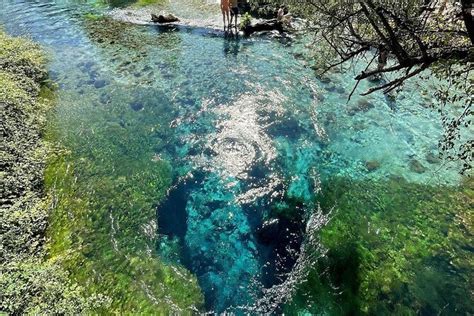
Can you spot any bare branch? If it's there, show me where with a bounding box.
[361,64,429,95]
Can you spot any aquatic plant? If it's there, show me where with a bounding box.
[0,25,203,313]
[133,0,165,7]
[285,176,473,315]
[41,22,204,310]
[0,30,105,314]
[45,152,204,313]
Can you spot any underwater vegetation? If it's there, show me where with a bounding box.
[133,0,166,7]
[44,80,204,312]
[45,149,203,313]
[0,30,104,314]
[0,28,203,313]
[32,14,202,313]
[285,176,473,315]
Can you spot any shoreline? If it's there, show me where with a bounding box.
[109,7,224,30]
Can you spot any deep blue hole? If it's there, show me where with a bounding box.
[157,172,306,312]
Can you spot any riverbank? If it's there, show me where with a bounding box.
[107,0,224,30]
[107,0,303,35]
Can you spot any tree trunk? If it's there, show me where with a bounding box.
[460,0,474,44]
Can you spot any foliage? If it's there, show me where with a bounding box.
[285,176,474,315]
[431,63,473,174]
[248,0,279,19]
[240,12,253,30]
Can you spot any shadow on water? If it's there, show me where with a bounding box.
[223,33,241,57]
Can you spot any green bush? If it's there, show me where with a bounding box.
[240,12,253,30]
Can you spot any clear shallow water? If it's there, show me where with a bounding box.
[1,0,470,313]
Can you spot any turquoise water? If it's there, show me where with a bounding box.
[1,0,470,313]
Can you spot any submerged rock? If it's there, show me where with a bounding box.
[425,152,441,164]
[324,83,337,92]
[352,122,366,131]
[367,74,385,84]
[324,112,337,126]
[365,160,381,172]
[318,76,332,84]
[409,159,427,173]
[94,79,108,89]
[385,93,397,111]
[335,86,346,95]
[347,99,375,116]
[130,101,144,111]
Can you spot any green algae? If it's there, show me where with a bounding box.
[45,153,203,313]
[0,27,203,313]
[42,53,204,315]
[0,29,105,314]
[133,0,166,7]
[285,176,473,315]
[42,95,204,312]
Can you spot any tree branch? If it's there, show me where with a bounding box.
[361,64,429,95]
